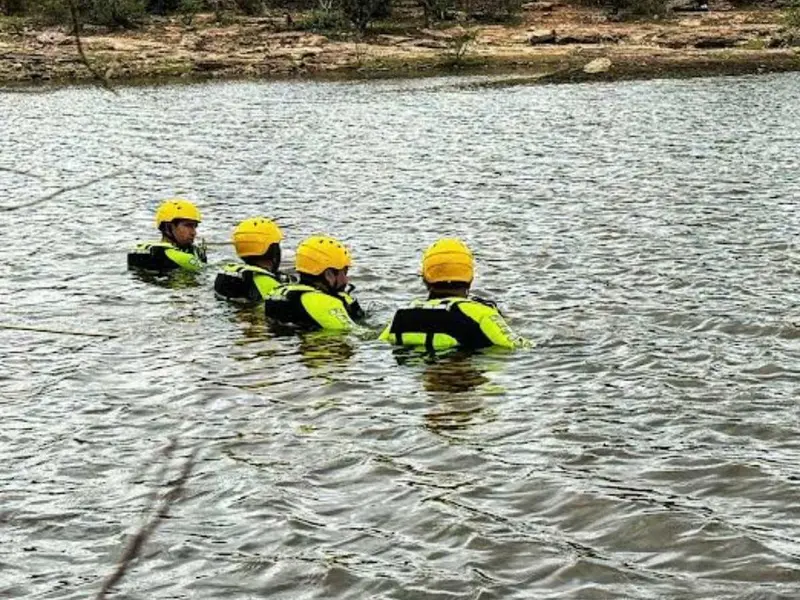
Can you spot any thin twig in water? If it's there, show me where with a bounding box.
[95,443,197,600]
[138,439,178,514]
[0,324,119,338]
[0,169,128,212]
[0,166,44,179]
[67,0,117,94]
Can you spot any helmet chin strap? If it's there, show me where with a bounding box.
[163,222,183,247]
[161,221,178,246]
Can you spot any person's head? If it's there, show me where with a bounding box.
[233,217,283,272]
[295,235,352,293]
[155,199,201,248]
[421,238,474,298]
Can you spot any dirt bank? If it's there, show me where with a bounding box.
[1,4,799,87]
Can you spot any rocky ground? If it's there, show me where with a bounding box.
[1,3,799,87]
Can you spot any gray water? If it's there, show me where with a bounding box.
[2,73,800,600]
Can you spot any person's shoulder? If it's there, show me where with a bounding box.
[219,261,244,273]
[131,240,170,253]
[305,289,345,306]
[456,296,502,318]
[468,295,498,310]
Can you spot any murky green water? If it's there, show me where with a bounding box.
[2,73,800,599]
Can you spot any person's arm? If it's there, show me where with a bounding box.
[341,293,366,322]
[378,319,395,343]
[252,273,280,300]
[164,247,204,272]
[300,292,356,331]
[459,302,532,349]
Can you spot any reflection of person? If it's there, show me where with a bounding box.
[421,354,491,394]
[215,217,289,303]
[422,356,495,434]
[296,330,356,372]
[264,235,365,331]
[127,198,207,273]
[379,238,530,352]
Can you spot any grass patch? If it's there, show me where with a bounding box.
[785,0,800,29]
[739,37,767,49]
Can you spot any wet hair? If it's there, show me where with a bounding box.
[426,281,470,298]
[298,267,345,292]
[299,272,323,286]
[159,218,195,235]
[243,243,281,270]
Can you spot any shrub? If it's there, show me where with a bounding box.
[462,0,521,21]
[605,0,669,19]
[146,0,182,13]
[234,0,263,14]
[786,0,800,28]
[340,0,390,31]
[293,7,349,31]
[418,0,454,24]
[26,0,146,26]
[1,0,28,15]
[84,0,147,27]
[28,0,72,24]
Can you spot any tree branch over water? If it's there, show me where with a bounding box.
[0,169,128,212]
[0,166,44,179]
[0,323,119,338]
[67,0,117,94]
[95,440,197,600]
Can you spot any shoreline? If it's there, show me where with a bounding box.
[1,6,799,88]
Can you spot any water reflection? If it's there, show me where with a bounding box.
[421,352,492,394]
[424,354,502,433]
[5,73,800,599]
[390,350,502,433]
[296,330,356,372]
[129,269,204,289]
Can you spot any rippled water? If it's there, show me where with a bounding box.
[2,73,800,599]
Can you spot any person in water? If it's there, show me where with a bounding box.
[379,238,529,351]
[264,235,365,331]
[127,198,207,273]
[214,217,288,303]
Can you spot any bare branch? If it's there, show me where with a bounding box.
[0,323,119,338]
[0,167,44,179]
[95,444,197,600]
[67,0,117,94]
[0,168,128,212]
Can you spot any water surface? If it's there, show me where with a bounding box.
[2,73,800,599]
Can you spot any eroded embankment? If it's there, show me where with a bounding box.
[1,6,799,87]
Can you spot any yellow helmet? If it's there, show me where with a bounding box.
[422,238,474,284]
[295,235,352,276]
[155,198,202,228]
[232,217,283,257]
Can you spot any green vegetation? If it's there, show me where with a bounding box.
[786,0,800,29]
[0,0,788,31]
[0,0,525,30]
[574,0,668,20]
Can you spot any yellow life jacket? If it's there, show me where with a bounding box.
[379,296,527,351]
[127,241,206,273]
[214,263,282,303]
[264,283,364,331]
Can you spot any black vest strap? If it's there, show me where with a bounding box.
[127,244,175,272]
[215,269,260,302]
[264,288,319,330]
[389,301,493,350]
